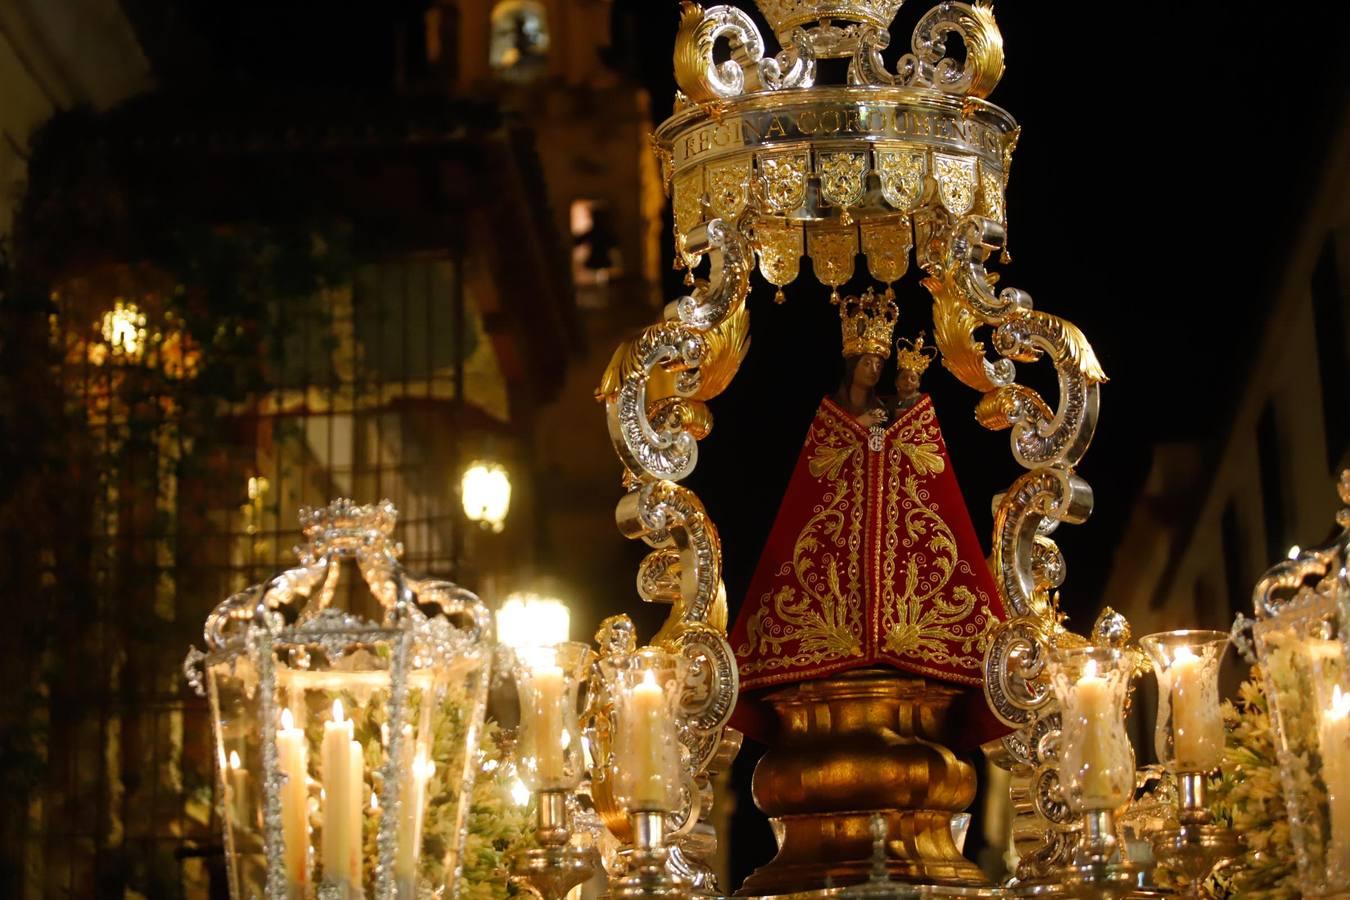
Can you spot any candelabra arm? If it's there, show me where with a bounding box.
[510,790,599,900]
[1149,772,1241,898]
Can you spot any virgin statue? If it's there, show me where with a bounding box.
[728,288,1008,890]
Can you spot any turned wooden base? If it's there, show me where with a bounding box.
[737,669,988,896]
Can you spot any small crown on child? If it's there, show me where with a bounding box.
[895,331,937,375]
[837,287,899,358]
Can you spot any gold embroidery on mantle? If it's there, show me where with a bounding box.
[737,399,997,685]
[737,409,864,674]
[880,405,997,670]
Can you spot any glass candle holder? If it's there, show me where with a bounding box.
[602,648,687,814]
[1139,630,1229,773]
[1049,645,1136,813]
[514,642,591,792]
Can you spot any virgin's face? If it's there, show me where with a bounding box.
[852,354,883,389]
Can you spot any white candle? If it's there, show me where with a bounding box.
[1069,660,1130,808]
[626,669,670,810]
[1168,646,1224,771]
[322,699,361,892]
[277,709,309,894]
[1323,686,1350,876]
[396,743,434,889]
[531,664,568,783]
[347,738,364,888]
[227,750,250,829]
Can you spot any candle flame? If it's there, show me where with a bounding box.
[1331,685,1350,721]
[371,792,379,810]
[229,750,242,771]
[281,708,295,730]
[332,698,345,723]
[1082,659,1098,680]
[1172,645,1198,666]
[641,668,659,689]
[510,777,531,806]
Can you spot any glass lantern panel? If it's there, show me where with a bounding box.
[1254,590,1350,895]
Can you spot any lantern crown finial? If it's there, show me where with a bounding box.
[297,497,401,560]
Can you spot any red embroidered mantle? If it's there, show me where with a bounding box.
[730,395,1007,697]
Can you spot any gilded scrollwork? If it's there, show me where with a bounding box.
[674,3,815,103]
[989,310,1105,469]
[992,467,1093,620]
[924,272,1014,393]
[617,479,724,638]
[860,217,911,286]
[674,3,765,102]
[672,219,753,334]
[848,2,1004,98]
[983,616,1052,727]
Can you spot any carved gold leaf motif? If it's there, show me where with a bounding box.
[808,226,858,292]
[861,218,912,285]
[757,151,809,214]
[707,159,751,221]
[934,154,976,215]
[817,151,868,209]
[753,219,804,300]
[876,148,926,210]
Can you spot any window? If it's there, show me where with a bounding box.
[570,199,622,307]
[489,0,549,81]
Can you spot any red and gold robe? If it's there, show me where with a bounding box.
[729,394,1008,746]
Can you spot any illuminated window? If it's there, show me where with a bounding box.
[490,0,549,81]
[570,199,621,306]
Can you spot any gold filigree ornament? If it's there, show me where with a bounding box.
[757,150,810,215]
[809,226,859,301]
[707,158,751,221]
[673,168,706,276]
[816,150,869,217]
[753,218,805,303]
[934,153,977,215]
[861,217,912,288]
[875,147,927,211]
[979,165,1005,223]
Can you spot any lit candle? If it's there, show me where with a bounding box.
[227,750,250,830]
[322,699,362,893]
[626,669,671,810]
[1168,646,1224,771]
[347,737,364,889]
[277,709,310,894]
[532,663,568,783]
[1323,686,1350,875]
[1069,660,1130,809]
[395,740,434,893]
